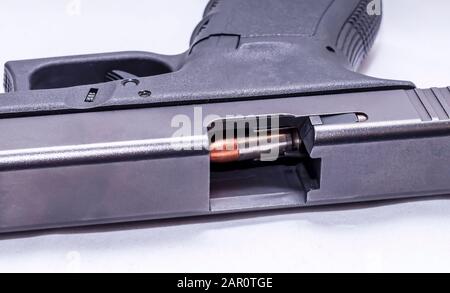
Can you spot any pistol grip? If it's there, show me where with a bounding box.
[192,0,382,69]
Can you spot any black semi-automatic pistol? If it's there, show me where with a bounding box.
[0,0,448,233]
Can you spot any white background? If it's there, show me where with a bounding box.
[0,0,450,273]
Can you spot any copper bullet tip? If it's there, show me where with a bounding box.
[210,139,240,163]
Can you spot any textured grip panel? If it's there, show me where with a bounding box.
[3,67,13,93]
[191,0,382,70]
[336,0,381,68]
[191,0,340,45]
[203,0,221,16]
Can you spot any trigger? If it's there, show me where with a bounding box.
[106,70,140,81]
